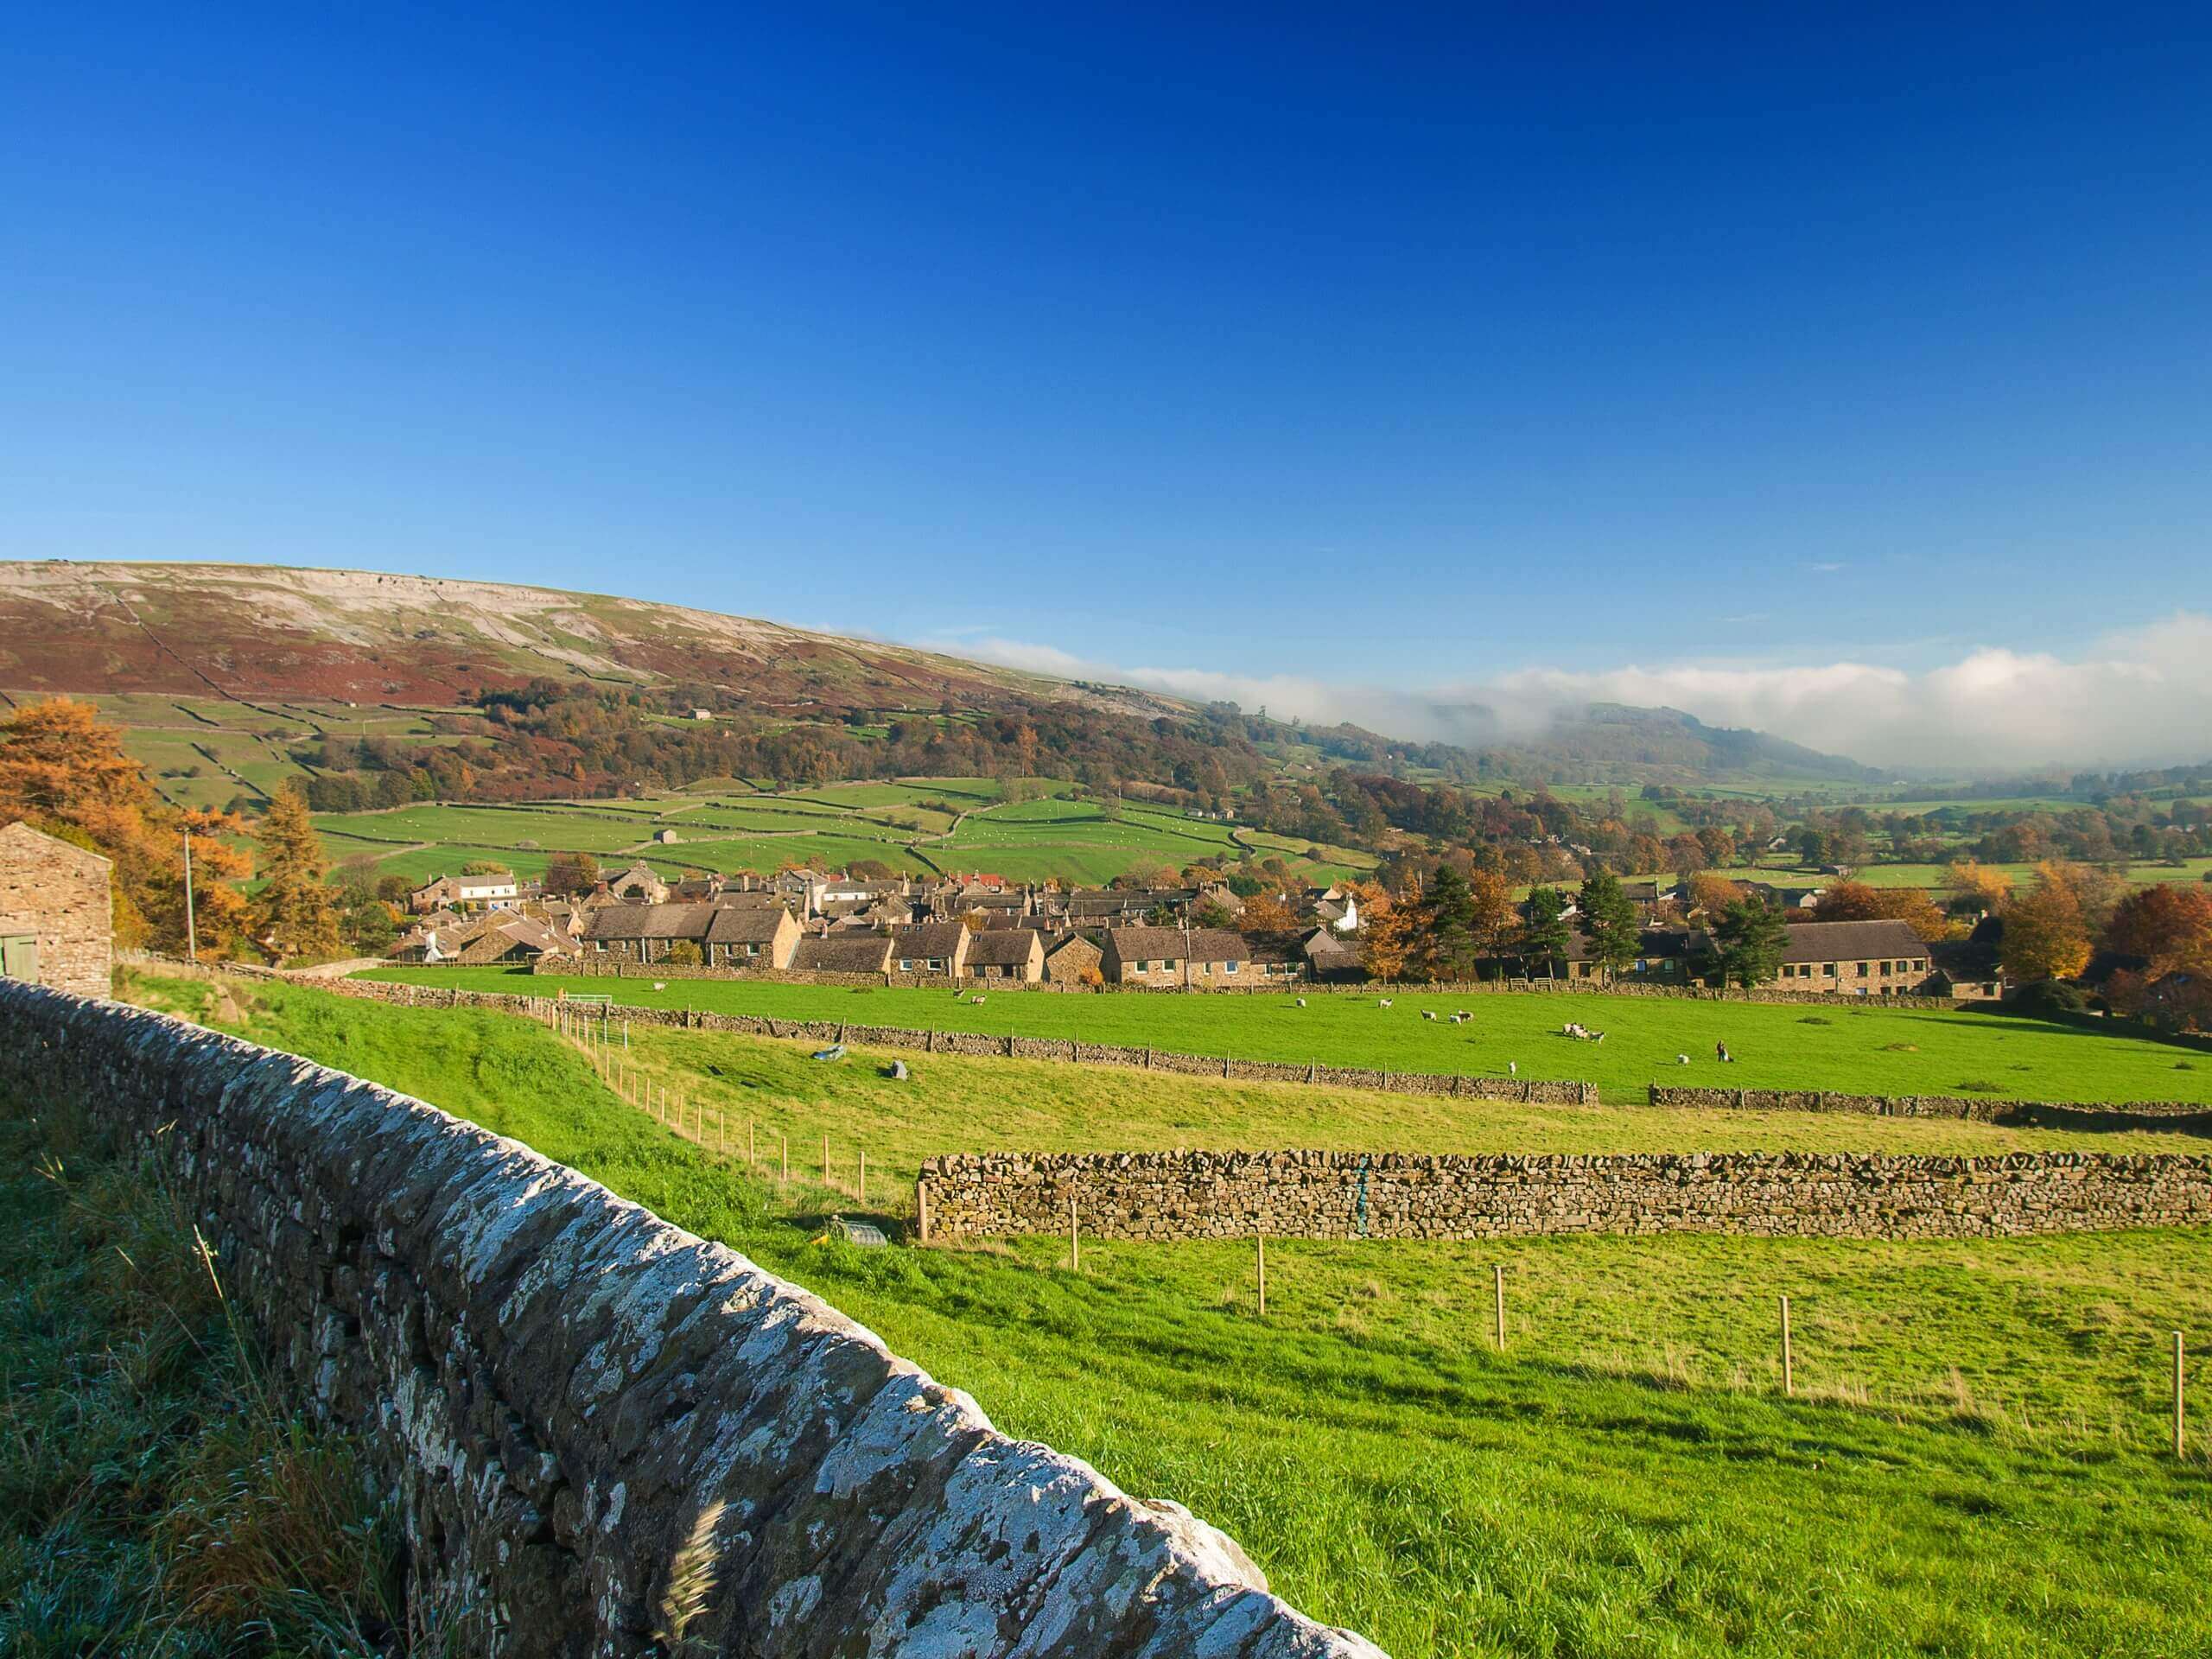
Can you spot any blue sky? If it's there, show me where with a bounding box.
[3,4,2209,765]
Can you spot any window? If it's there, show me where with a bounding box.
[1857,962,1870,976]
[1225,961,1240,974]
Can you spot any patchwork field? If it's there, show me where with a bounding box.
[311,778,1374,887]
[364,965,2212,1105]
[119,970,2212,1658]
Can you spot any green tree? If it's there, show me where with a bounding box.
[1517,887,1572,976]
[1421,865,1481,981]
[1577,866,1639,982]
[254,785,341,963]
[1713,896,1789,988]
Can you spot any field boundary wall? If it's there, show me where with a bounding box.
[0,979,1382,1658]
[917,1147,2212,1243]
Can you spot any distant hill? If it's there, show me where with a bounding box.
[0,561,1878,791]
[1465,703,1884,787]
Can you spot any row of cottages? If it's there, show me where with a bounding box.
[1098,926,1305,988]
[582,902,804,968]
[1549,918,1934,994]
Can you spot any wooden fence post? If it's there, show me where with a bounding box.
[1256,1234,1267,1319]
[1780,1295,1795,1395]
[858,1148,868,1205]
[1070,1197,1080,1272]
[2177,1332,2188,1459]
[1494,1263,1505,1351]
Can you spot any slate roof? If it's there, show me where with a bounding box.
[793,935,893,973]
[963,930,1042,967]
[705,906,792,945]
[1105,926,1251,963]
[891,922,969,959]
[1777,919,1929,963]
[584,903,715,942]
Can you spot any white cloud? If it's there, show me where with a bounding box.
[931,613,2212,773]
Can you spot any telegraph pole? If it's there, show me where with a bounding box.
[182,828,198,963]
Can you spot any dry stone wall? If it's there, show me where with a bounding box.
[0,981,1382,1659]
[1646,1085,2212,1136]
[918,1147,2212,1243]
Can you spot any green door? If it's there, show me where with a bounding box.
[0,935,39,983]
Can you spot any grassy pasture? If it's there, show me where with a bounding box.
[309,777,1370,887]
[117,970,2212,1658]
[365,965,2212,1105]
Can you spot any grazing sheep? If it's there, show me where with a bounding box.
[1296,997,1306,1007]
[969,995,988,1005]
[1508,1060,1517,1075]
[1378,998,1394,1008]
[1422,1010,1438,1021]
[1678,1053,1691,1065]
[652,982,667,991]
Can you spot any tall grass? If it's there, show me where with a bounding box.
[0,1098,404,1656]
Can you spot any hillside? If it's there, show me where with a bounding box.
[0,560,1880,799]
[0,559,1189,718]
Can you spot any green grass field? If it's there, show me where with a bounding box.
[116,970,2212,1657]
[308,778,1372,887]
[365,965,2212,1105]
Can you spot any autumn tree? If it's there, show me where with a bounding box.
[1998,862,2093,984]
[1465,868,1514,959]
[1944,860,2012,913]
[1713,896,1789,988]
[1815,880,1948,942]
[1684,873,1745,919]
[2105,884,2212,976]
[0,696,249,953]
[254,785,342,963]
[543,851,602,895]
[1239,890,1298,931]
[1360,879,1419,982]
[1577,867,1640,982]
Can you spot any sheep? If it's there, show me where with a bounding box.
[1422,1010,1438,1021]
[1678,1053,1691,1065]
[1296,997,1306,1007]
[1378,998,1394,1008]
[1508,1060,1517,1076]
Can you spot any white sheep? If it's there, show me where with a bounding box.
[1508,1060,1517,1075]
[1678,1053,1691,1065]
[1378,998,1394,1008]
[1422,1010,1437,1021]
[1295,997,1306,1007]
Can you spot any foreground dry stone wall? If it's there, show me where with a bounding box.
[917,1147,2212,1243]
[0,982,1382,1659]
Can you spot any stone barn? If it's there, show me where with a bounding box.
[0,820,114,998]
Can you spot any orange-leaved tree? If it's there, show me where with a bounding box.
[2105,883,2212,976]
[1998,861,2094,983]
[0,696,251,953]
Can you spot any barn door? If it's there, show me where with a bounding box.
[0,935,38,984]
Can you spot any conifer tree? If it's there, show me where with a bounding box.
[1713,896,1790,988]
[255,785,341,963]
[1578,866,1640,982]
[1517,887,1572,976]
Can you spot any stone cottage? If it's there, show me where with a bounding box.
[0,820,113,998]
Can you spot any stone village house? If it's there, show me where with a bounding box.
[963,927,1045,984]
[1100,925,1302,989]
[0,820,113,999]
